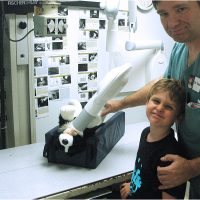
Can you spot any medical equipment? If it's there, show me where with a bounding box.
[34,0,163,51]
[34,1,67,37]
[32,0,164,151]
[59,63,132,152]
[125,39,164,51]
[100,0,163,52]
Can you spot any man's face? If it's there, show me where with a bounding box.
[156,1,200,43]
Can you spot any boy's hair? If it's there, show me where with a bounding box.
[147,78,186,117]
[152,0,200,10]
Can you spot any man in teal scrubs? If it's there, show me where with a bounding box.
[101,1,200,198]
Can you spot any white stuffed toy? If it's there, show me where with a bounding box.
[58,99,102,152]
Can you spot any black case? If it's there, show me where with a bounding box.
[43,111,125,169]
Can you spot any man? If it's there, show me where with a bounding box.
[101,1,200,198]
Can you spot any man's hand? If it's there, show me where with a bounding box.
[100,100,121,117]
[157,154,192,189]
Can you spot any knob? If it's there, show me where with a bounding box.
[18,22,27,29]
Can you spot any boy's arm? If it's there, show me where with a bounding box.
[120,182,131,199]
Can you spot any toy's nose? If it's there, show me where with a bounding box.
[62,139,69,145]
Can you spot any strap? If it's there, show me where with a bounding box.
[43,144,49,158]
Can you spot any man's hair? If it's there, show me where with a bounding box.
[152,0,200,10]
[147,78,186,117]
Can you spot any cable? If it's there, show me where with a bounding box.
[7,28,34,42]
[2,2,34,43]
[0,2,34,149]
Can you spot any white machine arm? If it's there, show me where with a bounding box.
[125,40,164,51]
[100,0,120,52]
[128,0,137,33]
[100,0,120,20]
[73,63,131,132]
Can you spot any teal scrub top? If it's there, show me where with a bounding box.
[164,42,200,198]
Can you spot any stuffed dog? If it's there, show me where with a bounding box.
[58,99,103,152]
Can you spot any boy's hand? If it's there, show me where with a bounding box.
[120,182,130,199]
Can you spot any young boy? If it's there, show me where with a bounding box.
[120,78,186,199]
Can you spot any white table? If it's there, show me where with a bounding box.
[0,122,149,199]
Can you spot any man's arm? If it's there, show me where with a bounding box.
[189,157,200,177]
[101,79,159,116]
[158,154,200,190]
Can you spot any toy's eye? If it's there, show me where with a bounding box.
[62,139,69,145]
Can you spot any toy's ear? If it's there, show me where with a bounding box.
[60,105,76,121]
[68,99,82,117]
[59,133,73,152]
[59,114,66,126]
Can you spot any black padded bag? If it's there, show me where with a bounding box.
[43,111,125,169]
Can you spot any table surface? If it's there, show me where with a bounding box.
[0,122,149,199]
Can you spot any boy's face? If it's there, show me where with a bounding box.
[146,91,179,128]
